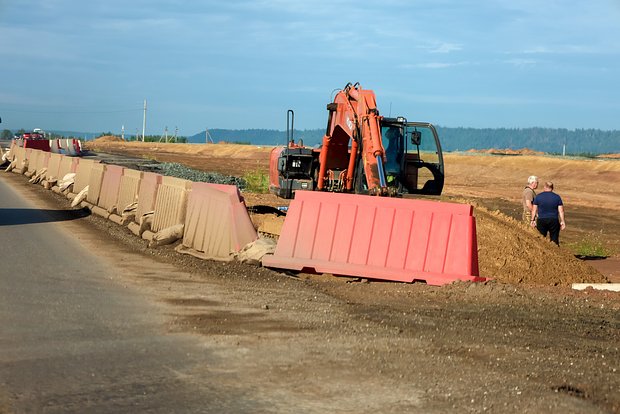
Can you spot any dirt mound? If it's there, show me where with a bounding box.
[474,205,606,285]
[466,148,545,156]
[92,135,124,143]
[597,153,620,159]
[247,200,605,286]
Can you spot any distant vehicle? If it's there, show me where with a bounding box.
[13,128,82,155]
[21,129,46,140]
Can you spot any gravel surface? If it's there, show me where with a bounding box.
[156,162,246,188]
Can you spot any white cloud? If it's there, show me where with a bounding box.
[399,61,471,69]
[430,42,463,54]
[503,58,538,68]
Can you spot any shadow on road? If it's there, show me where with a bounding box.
[0,207,91,226]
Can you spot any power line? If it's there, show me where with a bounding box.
[0,107,143,115]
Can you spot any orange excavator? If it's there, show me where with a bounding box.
[264,83,482,286]
[269,82,445,198]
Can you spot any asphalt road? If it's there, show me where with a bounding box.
[0,175,256,413]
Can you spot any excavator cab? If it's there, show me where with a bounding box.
[381,119,444,195]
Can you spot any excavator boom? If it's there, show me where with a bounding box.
[317,83,388,195]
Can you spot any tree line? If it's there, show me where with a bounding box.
[5,127,619,155]
[187,127,620,155]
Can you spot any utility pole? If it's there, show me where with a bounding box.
[142,99,147,142]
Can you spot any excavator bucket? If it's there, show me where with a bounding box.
[262,191,485,285]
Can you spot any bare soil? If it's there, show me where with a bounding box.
[58,140,620,412]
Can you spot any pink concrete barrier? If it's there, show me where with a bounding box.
[178,182,257,261]
[262,191,484,286]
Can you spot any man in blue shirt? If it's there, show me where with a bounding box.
[531,181,566,245]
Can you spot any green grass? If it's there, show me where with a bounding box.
[569,232,613,257]
[243,169,270,193]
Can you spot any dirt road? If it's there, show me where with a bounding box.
[2,171,619,413]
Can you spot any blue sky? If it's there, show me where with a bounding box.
[1,0,620,136]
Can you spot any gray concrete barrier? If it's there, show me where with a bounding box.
[83,163,106,209]
[128,171,163,237]
[177,182,257,261]
[139,176,191,241]
[109,169,143,225]
[69,158,101,200]
[92,164,124,219]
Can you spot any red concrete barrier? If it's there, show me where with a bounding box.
[23,139,50,152]
[72,139,82,156]
[178,182,257,260]
[262,191,484,286]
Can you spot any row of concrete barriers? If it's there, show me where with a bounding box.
[5,143,260,262]
[12,137,82,156]
[5,142,485,285]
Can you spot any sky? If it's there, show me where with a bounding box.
[1,0,620,137]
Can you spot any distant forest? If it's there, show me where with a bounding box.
[5,126,618,155]
[188,127,620,155]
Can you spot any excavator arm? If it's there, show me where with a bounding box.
[316,83,389,195]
